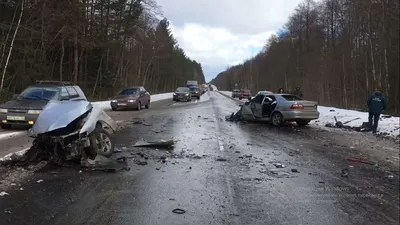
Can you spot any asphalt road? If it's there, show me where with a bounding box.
[0,91,398,225]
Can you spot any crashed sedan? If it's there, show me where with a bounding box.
[226,93,319,126]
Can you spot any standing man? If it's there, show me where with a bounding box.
[293,87,303,98]
[278,88,284,93]
[367,91,387,134]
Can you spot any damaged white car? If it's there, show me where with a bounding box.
[27,100,118,166]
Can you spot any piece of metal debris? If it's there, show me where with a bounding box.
[133,138,175,149]
[216,157,228,162]
[291,169,299,173]
[172,208,186,214]
[341,169,349,177]
[0,191,10,197]
[37,179,44,183]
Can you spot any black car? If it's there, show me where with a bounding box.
[0,80,87,129]
[173,87,191,102]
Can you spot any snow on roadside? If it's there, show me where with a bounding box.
[217,90,400,138]
[0,148,29,162]
[92,92,173,109]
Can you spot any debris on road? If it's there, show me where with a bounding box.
[216,157,228,162]
[291,169,299,173]
[341,169,349,177]
[0,191,10,197]
[172,208,186,214]
[273,163,285,168]
[133,138,175,149]
[136,160,148,166]
[36,179,43,183]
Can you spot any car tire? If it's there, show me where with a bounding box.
[111,107,117,111]
[296,120,310,127]
[137,101,141,111]
[271,112,284,127]
[239,97,242,100]
[197,96,200,100]
[89,128,115,158]
[145,101,150,109]
[0,124,11,129]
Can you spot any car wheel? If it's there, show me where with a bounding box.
[0,124,11,129]
[111,107,117,111]
[239,97,242,100]
[197,96,200,100]
[145,101,150,109]
[137,101,141,111]
[89,128,115,158]
[296,120,310,127]
[271,112,284,127]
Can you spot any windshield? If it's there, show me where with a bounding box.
[281,94,303,101]
[119,88,139,95]
[190,87,199,91]
[18,87,58,101]
[176,87,189,92]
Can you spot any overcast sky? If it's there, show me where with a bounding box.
[155,0,305,82]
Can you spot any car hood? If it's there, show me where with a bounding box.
[31,100,93,134]
[112,95,139,100]
[0,99,48,110]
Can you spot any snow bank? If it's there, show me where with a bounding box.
[0,148,29,162]
[92,92,174,110]
[217,90,400,138]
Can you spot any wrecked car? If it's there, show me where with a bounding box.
[226,93,319,126]
[27,100,118,166]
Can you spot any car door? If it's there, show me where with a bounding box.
[250,95,264,118]
[143,87,150,102]
[262,95,277,117]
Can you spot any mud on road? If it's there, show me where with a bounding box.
[0,91,398,225]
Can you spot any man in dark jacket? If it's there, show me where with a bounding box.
[367,91,387,134]
[293,87,303,98]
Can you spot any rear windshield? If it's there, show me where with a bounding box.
[281,94,303,101]
[119,88,139,95]
[176,87,189,92]
[19,87,58,101]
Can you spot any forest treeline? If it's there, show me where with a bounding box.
[0,0,205,101]
[211,0,399,114]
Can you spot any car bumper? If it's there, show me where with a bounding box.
[281,110,320,121]
[190,92,201,97]
[173,95,190,101]
[110,101,138,109]
[0,112,39,125]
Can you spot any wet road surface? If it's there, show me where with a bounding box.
[0,91,398,225]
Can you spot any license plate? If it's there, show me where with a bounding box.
[117,103,127,106]
[7,116,25,120]
[178,96,183,98]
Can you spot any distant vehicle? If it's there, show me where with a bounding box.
[110,86,150,111]
[239,89,252,100]
[256,91,274,96]
[173,87,191,102]
[186,80,198,87]
[226,93,319,127]
[232,89,241,98]
[0,80,86,129]
[209,85,214,91]
[189,86,201,100]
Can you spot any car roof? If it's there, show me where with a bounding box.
[28,84,65,88]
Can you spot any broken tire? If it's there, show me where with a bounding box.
[89,128,115,158]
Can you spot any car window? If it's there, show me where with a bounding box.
[73,86,87,99]
[281,94,302,101]
[60,87,69,99]
[66,87,79,98]
[18,86,58,101]
[190,87,199,91]
[251,95,264,104]
[119,88,139,95]
[176,87,189,92]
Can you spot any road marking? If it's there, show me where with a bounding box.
[0,131,25,141]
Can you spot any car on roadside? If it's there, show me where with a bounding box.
[110,86,150,111]
[226,93,319,127]
[232,89,241,98]
[0,80,87,129]
[239,89,252,100]
[173,87,191,102]
[189,86,201,100]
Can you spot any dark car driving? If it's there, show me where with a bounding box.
[173,87,191,102]
[0,80,87,129]
[110,86,150,111]
[189,86,201,100]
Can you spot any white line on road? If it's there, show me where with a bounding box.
[0,131,25,141]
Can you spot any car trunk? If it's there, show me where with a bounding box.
[294,100,318,111]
